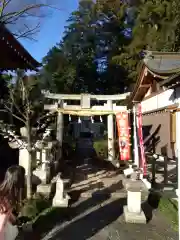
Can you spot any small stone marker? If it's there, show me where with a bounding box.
[123,186,146,224]
[127,190,141,213]
[123,165,134,177]
[52,174,70,208]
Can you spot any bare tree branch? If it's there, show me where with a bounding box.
[1,3,63,23]
[15,23,40,40]
[9,90,27,119]
[36,111,55,125]
[4,103,26,124]
[0,1,64,39]
[1,4,46,20]
[0,0,12,17]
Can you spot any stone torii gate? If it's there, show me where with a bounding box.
[44,92,130,161]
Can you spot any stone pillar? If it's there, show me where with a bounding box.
[56,100,64,159]
[123,184,146,224]
[33,148,51,184]
[19,148,29,175]
[36,150,42,166]
[127,190,141,213]
[52,174,70,207]
[107,99,115,161]
[42,149,48,171]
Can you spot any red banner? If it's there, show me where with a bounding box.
[136,104,147,175]
[116,112,130,161]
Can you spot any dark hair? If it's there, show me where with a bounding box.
[0,165,25,213]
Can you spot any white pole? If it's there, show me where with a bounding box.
[107,99,115,161]
[133,105,139,167]
[175,110,180,240]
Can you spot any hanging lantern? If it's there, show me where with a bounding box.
[100,116,103,123]
[91,116,94,123]
[78,117,81,123]
[69,115,71,122]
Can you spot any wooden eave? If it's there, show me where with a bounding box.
[0,25,40,70]
[128,63,153,108]
[143,50,180,75]
[128,51,180,108]
[142,103,178,116]
[160,71,180,89]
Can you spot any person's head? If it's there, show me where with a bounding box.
[0,165,25,209]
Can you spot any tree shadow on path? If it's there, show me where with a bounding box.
[43,198,126,240]
[33,190,111,238]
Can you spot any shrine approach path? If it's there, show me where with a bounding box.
[41,163,178,240]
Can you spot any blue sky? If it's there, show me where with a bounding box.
[20,0,79,63]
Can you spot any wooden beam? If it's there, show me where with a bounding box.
[43,92,131,101]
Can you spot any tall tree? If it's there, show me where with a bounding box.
[112,0,180,81]
[62,0,98,93]
[43,0,130,94]
[129,0,176,52]
[42,46,76,93]
[43,0,180,94]
[94,0,130,93]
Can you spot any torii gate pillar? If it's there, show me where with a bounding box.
[56,100,63,159]
[107,100,115,161]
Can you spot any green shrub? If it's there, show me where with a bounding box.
[94,139,119,159]
[94,140,108,158]
[159,198,178,231]
[19,195,51,220]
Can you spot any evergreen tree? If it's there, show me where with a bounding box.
[113,0,180,81]
[43,0,129,94]
[42,0,180,94]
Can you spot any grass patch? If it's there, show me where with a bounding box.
[159,198,178,231]
[94,139,119,159]
[33,206,71,237]
[19,194,51,221]
[94,140,108,158]
[32,206,54,224]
